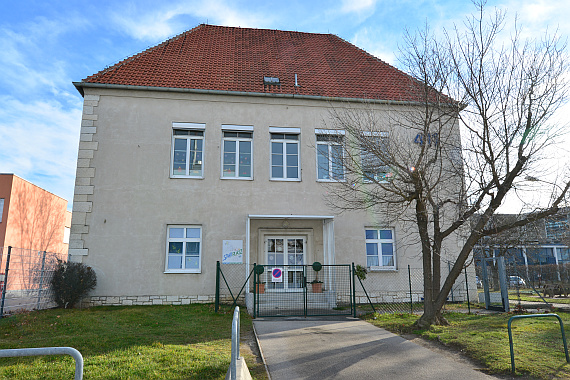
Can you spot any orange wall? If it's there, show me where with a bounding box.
[0,175,14,248]
[0,174,69,254]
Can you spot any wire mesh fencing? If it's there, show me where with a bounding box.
[477,259,570,311]
[355,263,474,315]
[0,247,66,317]
[216,262,253,309]
[253,264,353,317]
[216,260,475,317]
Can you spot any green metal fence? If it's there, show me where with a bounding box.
[215,261,474,317]
[253,264,353,318]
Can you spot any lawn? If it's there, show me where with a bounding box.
[507,289,570,305]
[0,304,267,379]
[363,309,570,379]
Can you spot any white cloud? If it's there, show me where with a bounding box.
[350,27,397,64]
[0,15,87,100]
[186,0,274,28]
[340,0,378,14]
[110,0,275,42]
[0,96,82,206]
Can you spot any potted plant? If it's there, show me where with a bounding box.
[311,279,323,293]
[311,261,324,293]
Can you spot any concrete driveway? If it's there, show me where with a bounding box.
[253,317,496,380]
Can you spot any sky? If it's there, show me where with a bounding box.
[0,0,569,211]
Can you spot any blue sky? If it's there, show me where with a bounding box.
[1,0,568,210]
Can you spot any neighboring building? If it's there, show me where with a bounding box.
[0,173,71,254]
[70,24,469,307]
[474,208,570,282]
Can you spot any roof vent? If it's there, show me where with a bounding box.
[263,76,280,85]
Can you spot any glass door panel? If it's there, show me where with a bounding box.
[266,236,305,291]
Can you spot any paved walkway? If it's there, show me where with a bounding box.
[253,317,496,380]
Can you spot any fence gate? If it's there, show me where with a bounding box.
[253,264,353,317]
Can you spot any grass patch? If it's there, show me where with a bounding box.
[363,311,570,379]
[509,290,570,305]
[0,304,267,379]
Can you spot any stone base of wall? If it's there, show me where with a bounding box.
[82,294,216,307]
[355,289,472,304]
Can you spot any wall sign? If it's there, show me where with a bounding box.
[272,268,283,282]
[414,133,439,146]
[222,240,243,264]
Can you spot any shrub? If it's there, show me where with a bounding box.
[50,260,97,308]
[355,264,368,280]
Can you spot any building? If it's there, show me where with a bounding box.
[0,174,71,302]
[70,25,469,308]
[0,173,71,254]
[474,208,570,284]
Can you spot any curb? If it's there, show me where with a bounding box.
[252,321,271,380]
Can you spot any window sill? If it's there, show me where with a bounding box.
[220,176,253,180]
[316,179,346,183]
[170,175,204,179]
[368,266,397,272]
[270,178,301,182]
[164,270,201,274]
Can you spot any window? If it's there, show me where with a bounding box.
[316,131,344,181]
[63,227,70,244]
[558,248,570,264]
[171,123,205,177]
[0,198,3,223]
[361,132,391,182]
[270,130,300,180]
[222,127,253,179]
[166,226,202,273]
[365,228,395,269]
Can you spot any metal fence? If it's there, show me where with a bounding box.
[253,264,353,317]
[216,262,253,310]
[355,262,473,314]
[0,246,66,317]
[216,260,474,316]
[475,259,570,311]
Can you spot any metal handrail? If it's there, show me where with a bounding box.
[508,314,570,373]
[229,306,240,380]
[0,346,83,379]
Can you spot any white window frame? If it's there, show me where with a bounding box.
[0,198,4,223]
[365,227,396,270]
[170,123,206,178]
[63,226,70,244]
[315,129,345,182]
[270,127,301,181]
[361,131,391,183]
[165,225,202,273]
[221,125,254,180]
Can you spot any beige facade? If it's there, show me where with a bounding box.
[69,87,469,306]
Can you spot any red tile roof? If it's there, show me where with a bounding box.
[79,24,420,101]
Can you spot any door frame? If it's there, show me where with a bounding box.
[246,215,335,295]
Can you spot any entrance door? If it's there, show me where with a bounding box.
[266,236,306,291]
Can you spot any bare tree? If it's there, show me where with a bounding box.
[323,1,570,327]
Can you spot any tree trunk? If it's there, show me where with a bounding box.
[415,196,436,323]
[416,308,449,328]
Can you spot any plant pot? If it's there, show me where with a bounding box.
[311,282,323,293]
[256,283,265,294]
